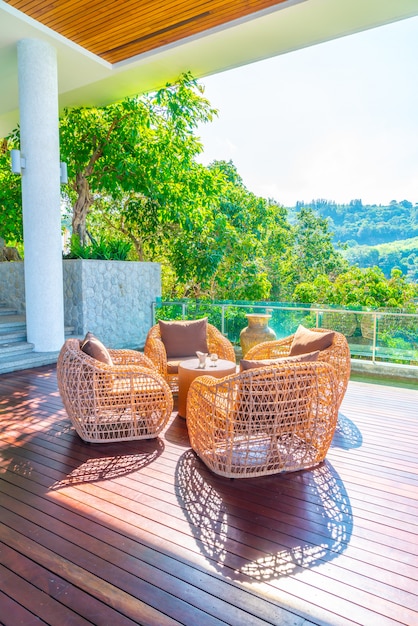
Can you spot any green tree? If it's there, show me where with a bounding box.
[165,161,276,300]
[292,274,335,304]
[260,201,294,301]
[59,72,217,247]
[292,266,417,311]
[280,206,348,297]
[332,266,416,308]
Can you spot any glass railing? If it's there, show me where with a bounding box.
[152,299,418,366]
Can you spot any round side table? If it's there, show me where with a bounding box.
[178,358,236,418]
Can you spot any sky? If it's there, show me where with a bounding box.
[196,15,418,207]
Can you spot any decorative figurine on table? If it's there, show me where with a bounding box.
[196,351,208,368]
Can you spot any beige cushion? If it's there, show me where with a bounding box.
[240,350,319,372]
[289,325,335,356]
[159,318,209,358]
[80,332,113,366]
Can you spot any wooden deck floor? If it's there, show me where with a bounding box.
[0,366,417,626]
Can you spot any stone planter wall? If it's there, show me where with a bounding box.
[0,259,161,349]
[0,262,25,313]
[63,259,161,348]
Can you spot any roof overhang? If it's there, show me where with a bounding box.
[1,0,418,135]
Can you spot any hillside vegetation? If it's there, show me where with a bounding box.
[292,199,418,280]
[296,199,418,245]
[343,236,418,282]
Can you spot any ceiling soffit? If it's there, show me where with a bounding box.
[4,0,289,63]
[1,1,418,136]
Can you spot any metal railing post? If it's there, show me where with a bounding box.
[372,312,377,363]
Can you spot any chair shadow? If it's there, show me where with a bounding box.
[332,413,363,449]
[176,450,352,583]
[0,367,165,489]
[50,435,165,489]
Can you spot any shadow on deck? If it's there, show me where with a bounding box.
[0,366,417,626]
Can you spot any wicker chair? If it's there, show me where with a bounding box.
[187,360,339,478]
[144,322,236,392]
[244,328,350,408]
[57,338,173,443]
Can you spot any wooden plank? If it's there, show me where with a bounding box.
[0,589,48,626]
[0,366,418,626]
[0,561,93,626]
[0,464,302,625]
[6,0,289,63]
[0,434,414,624]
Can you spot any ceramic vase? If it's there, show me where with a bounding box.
[239,313,276,357]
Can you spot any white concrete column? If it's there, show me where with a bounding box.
[18,38,65,351]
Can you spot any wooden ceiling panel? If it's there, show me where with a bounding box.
[6,0,289,63]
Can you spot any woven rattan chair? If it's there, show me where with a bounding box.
[244,328,350,408]
[57,338,173,443]
[187,360,338,478]
[144,322,236,392]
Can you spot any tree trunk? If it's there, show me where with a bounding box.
[72,172,92,246]
[129,234,144,262]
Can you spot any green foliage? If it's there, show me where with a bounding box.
[344,237,418,281]
[296,198,418,247]
[292,266,417,312]
[293,274,335,305]
[164,160,281,301]
[0,138,23,243]
[289,198,418,282]
[277,207,348,300]
[295,266,417,309]
[1,76,416,315]
[59,72,217,246]
[65,234,131,260]
[333,266,415,308]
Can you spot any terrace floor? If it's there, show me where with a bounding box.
[0,366,417,626]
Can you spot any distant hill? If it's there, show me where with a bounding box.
[342,236,418,281]
[291,199,418,246]
[288,199,418,281]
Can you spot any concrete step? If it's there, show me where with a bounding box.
[0,307,19,316]
[0,315,26,333]
[0,328,28,344]
[0,350,61,375]
[0,305,77,373]
[0,340,35,357]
